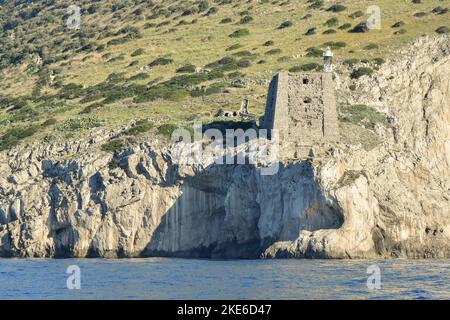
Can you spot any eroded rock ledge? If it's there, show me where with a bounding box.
[1,36,449,259]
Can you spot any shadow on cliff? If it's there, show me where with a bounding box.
[141,157,344,259]
[203,120,258,135]
[202,120,259,147]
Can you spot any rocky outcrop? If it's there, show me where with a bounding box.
[0,36,449,259]
[0,140,344,258]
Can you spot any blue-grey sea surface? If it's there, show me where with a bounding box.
[0,258,448,300]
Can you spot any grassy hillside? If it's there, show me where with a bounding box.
[0,0,449,151]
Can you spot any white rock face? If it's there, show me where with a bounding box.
[0,36,449,259]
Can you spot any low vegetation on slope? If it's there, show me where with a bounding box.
[0,0,448,150]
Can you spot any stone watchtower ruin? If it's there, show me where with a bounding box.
[260,48,339,158]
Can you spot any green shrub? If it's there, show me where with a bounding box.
[372,58,385,66]
[129,73,150,81]
[349,10,364,19]
[338,23,352,30]
[343,58,361,68]
[107,72,127,83]
[432,7,449,15]
[289,62,322,72]
[351,67,374,79]
[322,41,347,49]
[116,26,142,39]
[227,71,245,78]
[323,29,337,34]
[436,26,450,34]
[177,20,189,26]
[123,119,154,136]
[263,40,274,46]
[133,85,188,103]
[288,66,302,73]
[149,57,174,67]
[144,22,156,29]
[101,83,147,104]
[131,48,145,57]
[58,117,102,131]
[165,70,223,88]
[308,0,324,9]
[237,59,251,68]
[198,0,209,12]
[58,83,85,100]
[229,29,250,38]
[394,29,407,35]
[240,16,254,24]
[206,7,218,16]
[349,22,369,33]
[265,49,282,55]
[157,123,179,137]
[306,47,323,57]
[0,125,40,151]
[226,43,243,51]
[364,43,379,50]
[220,17,232,23]
[305,28,316,35]
[80,102,104,114]
[339,104,386,129]
[191,82,228,97]
[128,60,139,67]
[325,17,339,27]
[176,64,197,73]
[278,21,293,29]
[107,37,129,46]
[232,50,255,57]
[205,57,241,72]
[391,21,405,28]
[156,20,171,27]
[42,118,57,127]
[101,139,124,153]
[108,159,120,170]
[0,96,28,111]
[413,12,427,18]
[327,4,347,12]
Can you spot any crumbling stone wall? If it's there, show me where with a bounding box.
[260,72,289,139]
[261,71,338,157]
[288,73,325,144]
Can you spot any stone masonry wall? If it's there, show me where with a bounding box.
[288,73,324,145]
[322,73,339,140]
[261,71,338,157]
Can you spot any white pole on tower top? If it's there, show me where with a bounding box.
[323,47,334,73]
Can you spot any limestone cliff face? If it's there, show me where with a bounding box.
[0,36,449,259]
[0,143,344,258]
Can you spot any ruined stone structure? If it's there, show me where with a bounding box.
[215,96,253,119]
[260,71,339,158]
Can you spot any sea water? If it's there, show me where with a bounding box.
[0,258,448,300]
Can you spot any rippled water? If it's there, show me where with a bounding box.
[0,258,449,300]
